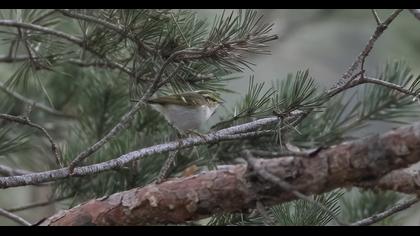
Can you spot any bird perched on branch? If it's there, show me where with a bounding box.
[147,90,223,132]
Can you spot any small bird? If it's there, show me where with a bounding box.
[147,90,223,131]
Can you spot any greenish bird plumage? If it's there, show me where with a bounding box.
[147,90,223,131]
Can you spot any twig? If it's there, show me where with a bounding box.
[56,9,154,54]
[351,198,419,226]
[336,9,403,86]
[0,19,133,77]
[0,208,31,226]
[6,195,72,212]
[409,9,420,21]
[0,81,73,118]
[0,113,63,167]
[0,20,82,45]
[155,150,179,184]
[242,150,348,226]
[363,76,418,96]
[0,164,33,176]
[0,54,28,62]
[249,149,310,158]
[67,59,136,77]
[0,54,133,77]
[255,201,275,226]
[170,12,190,47]
[371,9,382,25]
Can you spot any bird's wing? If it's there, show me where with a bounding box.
[147,93,204,106]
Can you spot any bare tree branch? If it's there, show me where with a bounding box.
[0,113,63,167]
[363,76,418,96]
[6,195,72,213]
[335,9,403,87]
[0,81,73,118]
[0,20,83,45]
[0,208,31,226]
[351,198,419,226]
[156,150,179,184]
[38,121,420,225]
[371,9,382,25]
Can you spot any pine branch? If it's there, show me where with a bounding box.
[351,198,418,226]
[0,19,82,45]
[0,54,133,76]
[0,81,73,118]
[371,9,382,25]
[0,113,63,167]
[39,121,420,225]
[55,9,154,54]
[66,43,185,171]
[0,19,133,76]
[67,22,277,171]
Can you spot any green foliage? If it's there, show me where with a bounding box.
[293,61,420,148]
[208,190,343,226]
[270,190,343,226]
[357,61,420,124]
[0,97,30,157]
[272,69,321,115]
[1,9,420,226]
[0,127,29,156]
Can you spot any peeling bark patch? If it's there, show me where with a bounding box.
[145,192,159,207]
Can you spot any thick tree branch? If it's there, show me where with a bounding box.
[357,168,420,195]
[40,121,420,225]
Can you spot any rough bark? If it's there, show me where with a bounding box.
[41,121,420,226]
